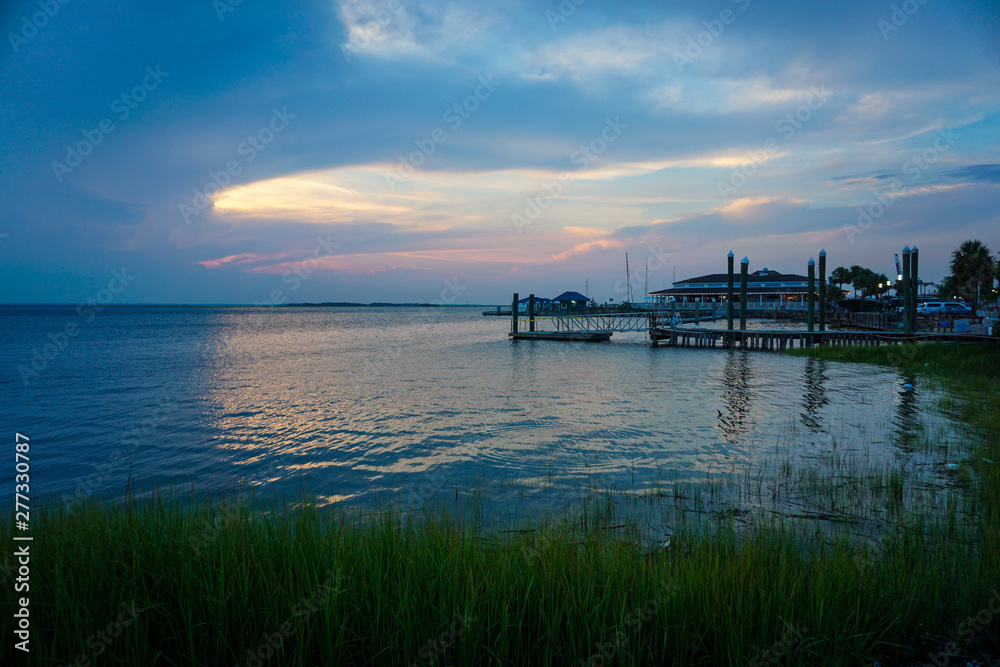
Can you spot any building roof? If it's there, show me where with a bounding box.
[657,286,813,296]
[518,296,552,303]
[551,291,591,302]
[672,268,807,285]
[650,268,810,295]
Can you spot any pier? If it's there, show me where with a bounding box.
[647,327,993,349]
[506,245,997,349]
[506,291,722,342]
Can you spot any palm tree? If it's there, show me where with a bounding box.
[848,265,866,298]
[872,273,891,296]
[949,240,995,315]
[853,267,877,300]
[830,267,851,292]
[937,275,965,301]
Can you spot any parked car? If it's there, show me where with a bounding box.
[918,301,972,316]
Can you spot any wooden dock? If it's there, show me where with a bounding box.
[648,327,996,349]
[503,292,996,349]
[509,331,612,342]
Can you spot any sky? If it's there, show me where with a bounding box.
[1,0,998,305]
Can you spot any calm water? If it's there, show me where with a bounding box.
[0,306,961,515]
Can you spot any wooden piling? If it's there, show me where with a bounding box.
[910,246,919,332]
[740,257,749,331]
[807,259,815,343]
[902,248,911,335]
[512,292,519,334]
[727,251,735,339]
[818,249,827,333]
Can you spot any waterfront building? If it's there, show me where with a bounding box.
[516,296,554,313]
[650,268,814,308]
[551,291,593,311]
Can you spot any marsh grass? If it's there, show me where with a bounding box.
[2,342,998,665]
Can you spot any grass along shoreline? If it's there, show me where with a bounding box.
[3,342,998,666]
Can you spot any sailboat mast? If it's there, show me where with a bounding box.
[625,253,632,303]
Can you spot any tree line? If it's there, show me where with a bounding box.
[828,239,997,312]
[828,266,892,301]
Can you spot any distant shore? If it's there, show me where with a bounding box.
[0,302,492,308]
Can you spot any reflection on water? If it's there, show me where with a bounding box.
[0,307,968,518]
[718,351,754,445]
[800,357,829,434]
[894,373,921,450]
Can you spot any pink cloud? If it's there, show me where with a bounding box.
[196,251,296,269]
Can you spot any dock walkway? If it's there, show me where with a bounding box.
[504,292,996,348]
[647,327,995,349]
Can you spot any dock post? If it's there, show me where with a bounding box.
[694,301,700,323]
[902,248,911,335]
[740,257,749,332]
[528,294,535,332]
[807,258,815,344]
[818,249,827,333]
[512,292,519,334]
[727,251,735,347]
[910,246,919,332]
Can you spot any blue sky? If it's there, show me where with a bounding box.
[1,0,998,304]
